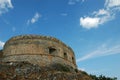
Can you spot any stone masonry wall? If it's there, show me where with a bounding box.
[2,35,77,69]
[2,55,76,69]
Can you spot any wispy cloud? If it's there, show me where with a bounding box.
[105,0,120,9]
[1,18,16,32]
[80,0,120,29]
[77,43,120,62]
[12,27,16,32]
[68,0,81,5]
[0,41,5,48]
[0,0,13,15]
[27,12,41,25]
[60,13,68,16]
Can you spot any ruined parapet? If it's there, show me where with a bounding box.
[2,35,77,69]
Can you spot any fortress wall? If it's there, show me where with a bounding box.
[4,35,74,54]
[2,54,76,69]
[2,35,77,69]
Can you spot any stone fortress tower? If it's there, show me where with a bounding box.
[1,35,77,69]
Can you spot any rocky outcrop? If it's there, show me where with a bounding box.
[0,61,92,80]
[0,35,93,80]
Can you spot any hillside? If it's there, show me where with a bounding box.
[0,61,92,80]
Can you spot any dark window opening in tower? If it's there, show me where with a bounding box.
[72,57,74,63]
[64,52,67,59]
[49,47,56,54]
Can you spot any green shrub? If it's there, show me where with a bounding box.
[74,69,78,73]
[52,63,71,72]
[81,71,88,75]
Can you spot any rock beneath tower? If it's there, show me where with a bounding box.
[0,34,92,80]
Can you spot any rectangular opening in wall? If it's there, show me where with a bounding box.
[64,52,67,59]
[72,57,75,64]
[48,47,56,54]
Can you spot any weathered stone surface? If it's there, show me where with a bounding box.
[0,62,92,80]
[2,55,76,69]
[0,35,93,80]
[1,35,77,70]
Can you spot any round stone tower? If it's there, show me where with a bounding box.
[2,35,77,69]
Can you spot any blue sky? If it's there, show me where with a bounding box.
[0,0,120,79]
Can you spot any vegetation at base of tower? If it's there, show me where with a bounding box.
[0,62,93,80]
[79,70,117,80]
[0,61,118,80]
[81,70,88,75]
[51,63,71,72]
[89,74,117,80]
[74,68,78,73]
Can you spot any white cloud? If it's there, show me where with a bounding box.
[0,0,13,15]
[105,0,120,9]
[77,44,120,62]
[0,41,5,48]
[27,12,41,25]
[80,0,120,29]
[80,17,100,29]
[93,9,109,16]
